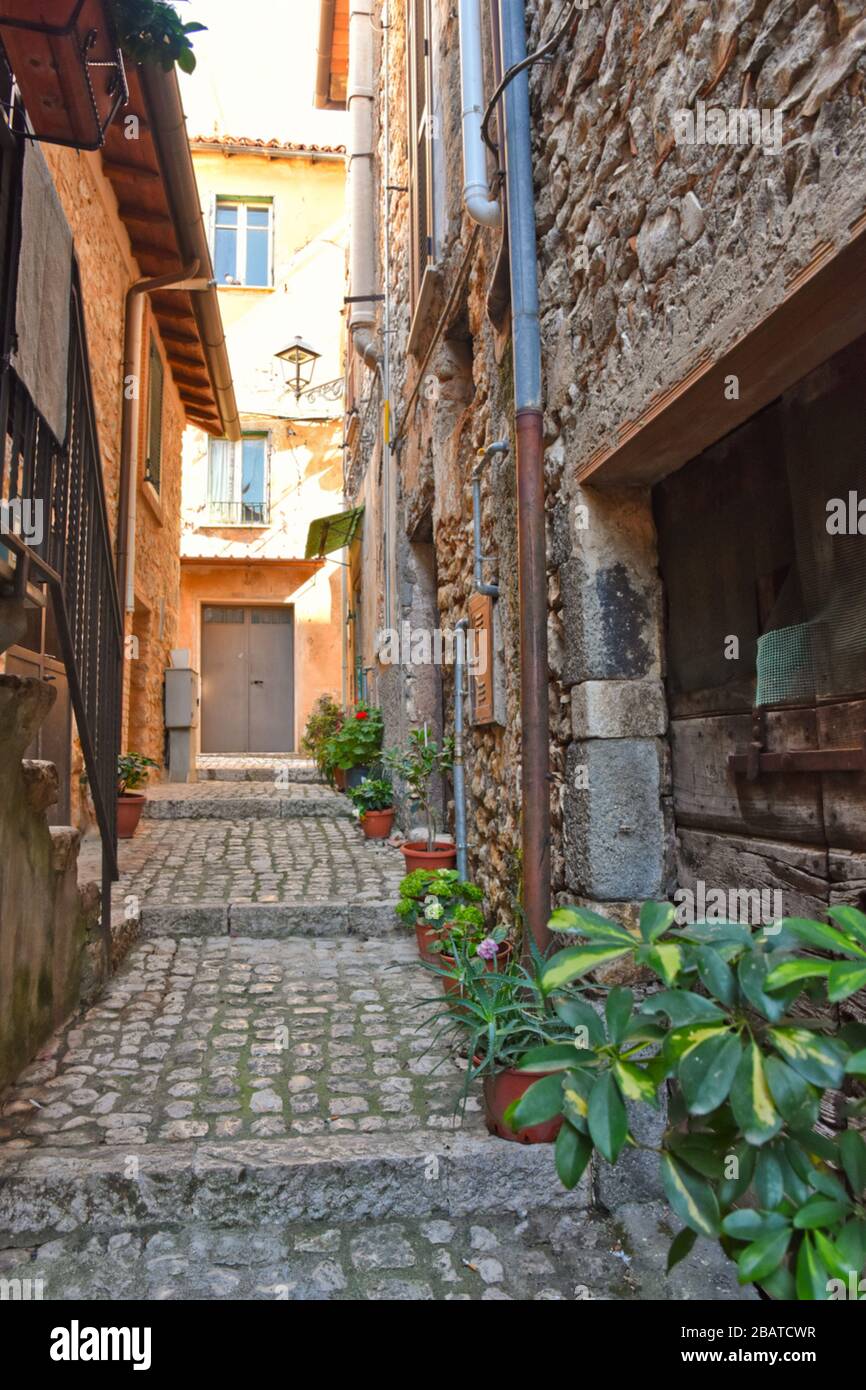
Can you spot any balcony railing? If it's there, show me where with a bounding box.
[206,499,270,526]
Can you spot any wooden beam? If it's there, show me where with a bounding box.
[117,205,173,227]
[130,239,179,265]
[103,160,161,183]
[578,218,866,489]
[160,326,200,346]
[171,369,211,390]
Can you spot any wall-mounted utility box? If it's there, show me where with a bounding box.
[165,667,200,730]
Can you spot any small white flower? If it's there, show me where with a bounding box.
[424,898,445,922]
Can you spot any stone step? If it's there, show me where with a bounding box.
[0,1145,747,1301]
[143,788,352,821]
[196,755,323,784]
[139,900,400,938]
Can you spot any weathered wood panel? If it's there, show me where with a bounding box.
[676,828,829,922]
[671,708,824,842]
[818,700,866,852]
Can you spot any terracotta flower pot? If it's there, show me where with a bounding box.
[332,767,347,791]
[399,841,457,873]
[440,941,513,1001]
[414,920,444,964]
[360,807,395,839]
[482,1068,563,1145]
[116,792,146,839]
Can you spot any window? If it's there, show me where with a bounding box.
[406,0,435,309]
[144,336,163,493]
[213,199,272,287]
[207,434,269,524]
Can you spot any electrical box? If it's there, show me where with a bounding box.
[165,667,200,729]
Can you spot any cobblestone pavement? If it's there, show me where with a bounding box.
[0,938,473,1150]
[79,816,405,911]
[0,1205,749,1301]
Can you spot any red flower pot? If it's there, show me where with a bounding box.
[116,793,146,839]
[482,1068,563,1145]
[440,941,513,1001]
[360,807,395,839]
[332,767,347,791]
[399,841,457,873]
[414,920,444,963]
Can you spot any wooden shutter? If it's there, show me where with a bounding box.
[468,592,495,725]
[145,336,164,493]
[407,0,434,309]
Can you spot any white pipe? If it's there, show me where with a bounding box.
[347,0,381,369]
[459,0,501,227]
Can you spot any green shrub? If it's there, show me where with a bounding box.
[509,901,866,1298]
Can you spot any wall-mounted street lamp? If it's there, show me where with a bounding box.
[275,337,321,399]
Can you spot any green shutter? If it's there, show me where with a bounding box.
[145,337,164,492]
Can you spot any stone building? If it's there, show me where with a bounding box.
[0,14,238,1084]
[317,0,866,960]
[177,134,348,757]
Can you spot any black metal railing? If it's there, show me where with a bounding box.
[0,101,123,934]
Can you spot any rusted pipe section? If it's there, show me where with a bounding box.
[499,0,551,951]
[516,409,551,947]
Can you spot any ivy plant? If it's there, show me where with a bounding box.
[111,0,206,74]
[509,901,866,1299]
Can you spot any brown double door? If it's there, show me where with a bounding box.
[201,605,294,753]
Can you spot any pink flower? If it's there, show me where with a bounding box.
[476,937,499,961]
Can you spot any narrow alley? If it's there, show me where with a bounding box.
[0,754,744,1302]
[1,0,865,1339]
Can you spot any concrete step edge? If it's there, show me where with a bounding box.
[138,904,400,939]
[0,1132,587,1238]
[142,798,352,821]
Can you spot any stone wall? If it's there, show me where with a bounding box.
[0,677,102,1092]
[348,0,866,927]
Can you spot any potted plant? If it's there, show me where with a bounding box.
[396,868,485,961]
[509,899,866,1295]
[116,752,158,838]
[417,943,588,1145]
[301,693,344,779]
[347,776,395,839]
[322,701,383,790]
[382,727,455,870]
[0,1,204,151]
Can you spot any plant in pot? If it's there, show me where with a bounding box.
[508,899,866,1296]
[417,942,590,1145]
[382,727,455,870]
[395,868,485,962]
[301,693,344,779]
[116,752,158,838]
[324,701,383,790]
[347,776,395,839]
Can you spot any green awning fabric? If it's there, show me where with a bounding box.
[304,506,365,559]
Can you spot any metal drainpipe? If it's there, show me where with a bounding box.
[498,0,550,951]
[472,440,508,597]
[453,618,469,880]
[117,260,201,615]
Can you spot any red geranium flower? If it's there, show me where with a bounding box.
[355,710,368,720]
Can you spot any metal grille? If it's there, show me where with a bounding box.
[0,103,122,936]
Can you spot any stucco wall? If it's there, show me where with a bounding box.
[38,146,189,774]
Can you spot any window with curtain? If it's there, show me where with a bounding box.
[213,199,272,287]
[144,336,163,493]
[207,435,269,524]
